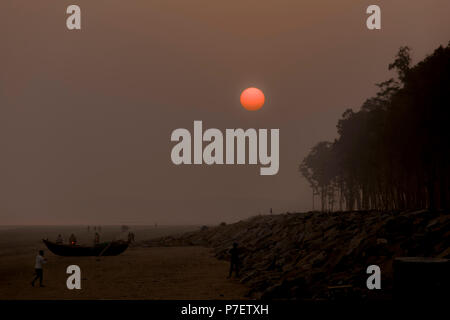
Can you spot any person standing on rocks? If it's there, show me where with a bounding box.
[228,242,240,278]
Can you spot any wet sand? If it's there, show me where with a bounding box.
[0,227,248,299]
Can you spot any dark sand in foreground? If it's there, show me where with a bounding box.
[0,227,248,299]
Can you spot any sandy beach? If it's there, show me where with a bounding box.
[0,226,248,300]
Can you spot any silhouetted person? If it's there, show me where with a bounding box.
[55,234,63,244]
[94,232,100,245]
[228,242,240,278]
[31,250,47,287]
[87,226,90,232]
[127,232,135,243]
[69,233,77,246]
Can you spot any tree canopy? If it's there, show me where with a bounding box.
[300,44,450,212]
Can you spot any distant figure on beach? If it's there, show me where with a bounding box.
[127,232,135,243]
[31,250,47,287]
[270,208,273,214]
[69,233,77,246]
[228,242,240,278]
[87,226,90,232]
[55,234,63,244]
[94,232,100,245]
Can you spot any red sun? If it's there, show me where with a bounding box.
[240,87,265,111]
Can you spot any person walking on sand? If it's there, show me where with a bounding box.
[94,232,100,245]
[31,250,47,287]
[228,242,240,278]
[128,231,135,243]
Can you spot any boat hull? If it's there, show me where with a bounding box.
[43,239,128,256]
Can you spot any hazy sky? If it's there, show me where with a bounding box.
[1,1,450,225]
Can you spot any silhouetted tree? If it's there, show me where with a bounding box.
[301,44,450,212]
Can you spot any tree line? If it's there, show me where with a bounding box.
[300,44,449,212]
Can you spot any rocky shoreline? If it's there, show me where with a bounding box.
[143,210,450,300]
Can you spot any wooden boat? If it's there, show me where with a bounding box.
[43,239,129,256]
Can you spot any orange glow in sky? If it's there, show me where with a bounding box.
[240,87,265,111]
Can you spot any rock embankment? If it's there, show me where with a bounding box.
[143,210,450,299]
